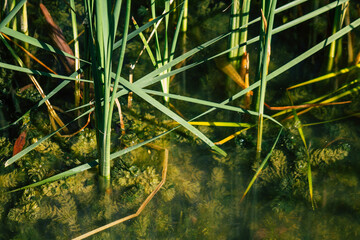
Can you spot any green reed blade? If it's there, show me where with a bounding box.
[118,77,227,157]
[169,2,184,62]
[257,0,277,153]
[1,27,89,64]
[228,17,360,102]
[70,0,81,111]
[122,0,353,99]
[144,89,282,126]
[0,61,90,82]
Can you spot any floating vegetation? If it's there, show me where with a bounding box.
[310,144,349,166]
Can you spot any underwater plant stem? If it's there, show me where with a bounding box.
[72,147,169,240]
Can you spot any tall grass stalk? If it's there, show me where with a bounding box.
[70,0,81,113]
[181,0,188,32]
[256,0,277,154]
[150,0,176,102]
[84,0,131,188]
[239,0,251,56]
[20,2,29,67]
[229,0,241,66]
[327,3,347,72]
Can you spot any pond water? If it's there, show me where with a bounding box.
[0,0,360,239]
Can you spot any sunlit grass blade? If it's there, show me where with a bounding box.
[241,128,283,202]
[123,1,359,103]
[168,121,252,128]
[132,17,157,67]
[225,17,360,106]
[146,15,359,132]
[287,63,360,90]
[290,105,314,209]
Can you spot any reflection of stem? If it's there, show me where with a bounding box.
[73,147,169,240]
[128,66,134,108]
[345,8,353,64]
[115,98,125,135]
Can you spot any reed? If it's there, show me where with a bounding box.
[256,0,277,154]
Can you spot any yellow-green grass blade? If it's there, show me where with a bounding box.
[241,128,283,201]
[290,107,314,209]
[132,17,157,67]
[181,122,252,128]
[288,63,360,90]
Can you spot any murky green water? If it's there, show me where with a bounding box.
[1,1,360,239]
